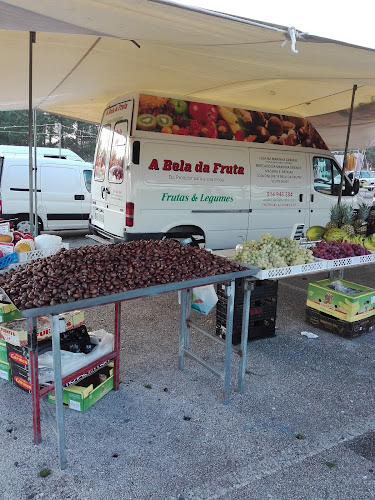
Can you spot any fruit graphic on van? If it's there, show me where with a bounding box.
[189,102,218,123]
[169,99,188,115]
[137,114,157,131]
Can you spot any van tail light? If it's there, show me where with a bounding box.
[126,202,134,227]
[0,200,2,214]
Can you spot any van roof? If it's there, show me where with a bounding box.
[0,154,93,169]
[0,145,85,161]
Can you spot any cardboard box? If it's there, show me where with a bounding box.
[306,306,375,339]
[10,363,31,392]
[0,339,7,363]
[48,363,114,412]
[306,278,375,322]
[0,360,10,381]
[0,310,84,347]
[58,310,85,331]
[0,316,52,346]
[7,344,30,375]
[0,302,23,324]
[6,337,53,377]
[0,242,15,256]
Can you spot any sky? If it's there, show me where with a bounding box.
[174,0,375,50]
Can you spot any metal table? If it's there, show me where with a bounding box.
[19,265,259,469]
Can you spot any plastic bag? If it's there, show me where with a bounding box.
[328,280,360,295]
[37,329,114,385]
[191,284,218,315]
[34,234,62,250]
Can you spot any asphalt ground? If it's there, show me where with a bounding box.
[0,231,374,500]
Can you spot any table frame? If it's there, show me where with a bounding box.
[19,267,258,469]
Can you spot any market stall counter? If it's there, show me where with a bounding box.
[0,240,260,470]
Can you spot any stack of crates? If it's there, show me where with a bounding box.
[216,278,278,344]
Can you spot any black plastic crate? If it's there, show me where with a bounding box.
[216,278,278,344]
[217,278,278,303]
[306,306,375,339]
[216,297,277,324]
[216,317,276,344]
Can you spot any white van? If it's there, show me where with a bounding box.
[0,153,93,232]
[89,92,360,250]
[0,145,86,162]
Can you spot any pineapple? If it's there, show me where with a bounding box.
[353,202,371,235]
[325,204,341,230]
[341,204,355,236]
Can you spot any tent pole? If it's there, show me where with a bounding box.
[338,84,357,205]
[28,31,36,236]
[33,109,38,235]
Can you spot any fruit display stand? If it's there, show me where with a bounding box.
[0,263,259,470]
[0,243,70,273]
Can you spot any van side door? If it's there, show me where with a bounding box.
[40,163,86,230]
[248,150,309,239]
[0,158,42,220]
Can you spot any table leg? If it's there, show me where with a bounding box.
[179,288,188,370]
[28,316,41,445]
[113,302,121,391]
[185,288,192,349]
[223,280,235,405]
[50,314,67,470]
[238,279,254,393]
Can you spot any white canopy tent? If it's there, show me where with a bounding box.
[309,101,375,150]
[0,0,375,135]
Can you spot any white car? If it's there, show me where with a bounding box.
[356,170,375,190]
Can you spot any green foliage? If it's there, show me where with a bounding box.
[366,147,375,169]
[39,467,51,478]
[0,110,98,162]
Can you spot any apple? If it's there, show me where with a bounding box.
[12,231,23,243]
[169,99,188,115]
[189,102,218,123]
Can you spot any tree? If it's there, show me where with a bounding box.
[0,110,98,162]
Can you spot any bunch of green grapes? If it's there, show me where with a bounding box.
[233,234,314,269]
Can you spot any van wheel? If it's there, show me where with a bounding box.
[15,216,43,235]
[163,234,204,247]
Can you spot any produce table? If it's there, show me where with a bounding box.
[214,249,375,279]
[2,263,259,470]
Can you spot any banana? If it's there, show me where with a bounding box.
[363,237,375,251]
[364,240,375,251]
[217,106,241,134]
[338,300,350,313]
[338,299,360,316]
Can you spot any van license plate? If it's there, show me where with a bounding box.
[95,209,104,223]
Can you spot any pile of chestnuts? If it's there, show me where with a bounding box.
[0,239,245,310]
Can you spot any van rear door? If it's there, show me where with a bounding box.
[91,100,133,237]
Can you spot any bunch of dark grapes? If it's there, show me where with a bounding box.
[312,240,370,260]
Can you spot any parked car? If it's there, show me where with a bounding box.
[356,170,375,190]
[0,152,92,233]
